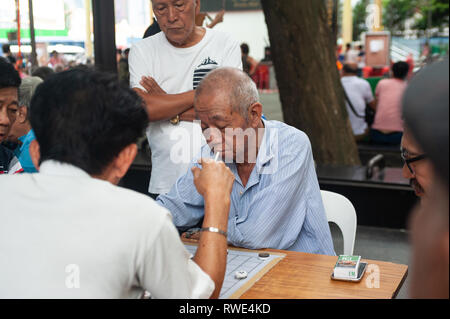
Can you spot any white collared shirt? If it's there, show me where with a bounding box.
[0,161,214,299]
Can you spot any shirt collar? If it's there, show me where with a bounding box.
[162,27,210,53]
[39,160,91,178]
[18,135,26,144]
[342,75,358,80]
[18,129,35,147]
[255,119,276,174]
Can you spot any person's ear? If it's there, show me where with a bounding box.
[247,102,263,127]
[194,0,201,15]
[113,144,138,180]
[29,139,41,171]
[18,106,28,124]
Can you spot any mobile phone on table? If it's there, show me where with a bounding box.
[331,262,368,282]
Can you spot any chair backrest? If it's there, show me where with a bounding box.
[321,190,357,256]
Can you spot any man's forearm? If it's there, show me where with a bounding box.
[136,89,195,122]
[193,196,230,299]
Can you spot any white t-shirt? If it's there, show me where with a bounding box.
[345,49,359,64]
[357,51,366,69]
[0,161,214,299]
[341,76,375,135]
[129,28,242,194]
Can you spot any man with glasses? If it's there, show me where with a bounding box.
[400,127,434,198]
[402,59,448,298]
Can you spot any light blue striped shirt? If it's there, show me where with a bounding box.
[157,120,335,255]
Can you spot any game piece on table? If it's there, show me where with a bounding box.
[258,252,270,260]
[184,243,285,299]
[235,270,248,280]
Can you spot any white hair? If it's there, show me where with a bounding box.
[19,76,43,109]
[196,67,260,121]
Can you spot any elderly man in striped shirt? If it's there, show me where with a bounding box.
[157,68,335,255]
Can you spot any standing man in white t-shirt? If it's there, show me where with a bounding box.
[129,0,242,198]
[344,43,359,64]
[341,63,376,141]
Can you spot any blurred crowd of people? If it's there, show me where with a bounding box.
[240,43,273,90]
[338,41,447,147]
[1,43,94,81]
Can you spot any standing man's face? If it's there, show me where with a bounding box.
[152,0,200,47]
[0,87,19,143]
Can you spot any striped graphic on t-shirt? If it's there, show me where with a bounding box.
[193,57,218,89]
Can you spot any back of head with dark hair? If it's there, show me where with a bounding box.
[392,61,410,80]
[2,44,11,54]
[0,57,21,89]
[241,43,249,55]
[31,66,55,81]
[343,63,358,75]
[30,69,148,175]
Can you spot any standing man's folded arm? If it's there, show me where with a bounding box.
[134,88,195,122]
[129,45,196,122]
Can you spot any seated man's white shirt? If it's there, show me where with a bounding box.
[129,28,242,195]
[0,161,214,299]
[341,76,375,135]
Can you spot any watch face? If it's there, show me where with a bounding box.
[170,116,180,125]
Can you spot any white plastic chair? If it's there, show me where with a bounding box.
[321,190,357,256]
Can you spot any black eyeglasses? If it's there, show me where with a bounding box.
[401,148,427,175]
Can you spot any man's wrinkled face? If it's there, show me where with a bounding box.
[195,92,251,163]
[152,0,199,47]
[401,130,433,197]
[7,105,26,143]
[0,87,19,143]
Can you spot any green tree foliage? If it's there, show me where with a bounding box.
[383,0,419,33]
[415,0,449,31]
[353,0,370,40]
[381,0,449,32]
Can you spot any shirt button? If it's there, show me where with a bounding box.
[240,191,243,196]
